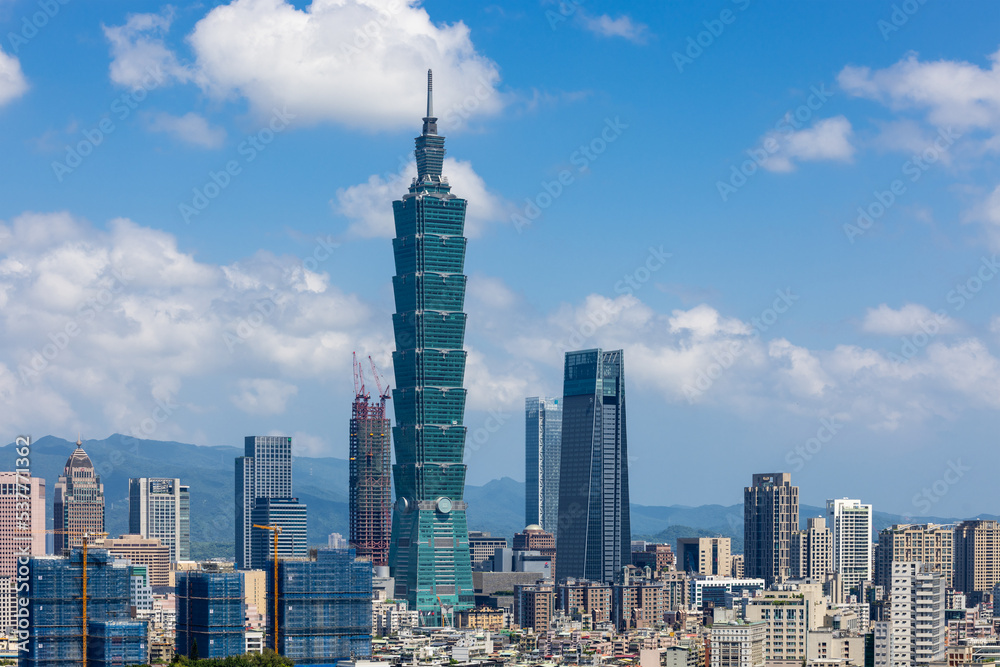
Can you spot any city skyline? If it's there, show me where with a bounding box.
[1,2,999,518]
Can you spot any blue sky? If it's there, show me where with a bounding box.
[1,0,999,519]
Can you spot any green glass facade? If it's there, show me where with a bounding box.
[388,71,475,625]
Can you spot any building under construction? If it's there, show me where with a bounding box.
[349,354,392,566]
[23,549,147,667]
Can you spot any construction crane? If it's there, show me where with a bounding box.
[368,355,391,409]
[253,524,283,654]
[27,529,108,667]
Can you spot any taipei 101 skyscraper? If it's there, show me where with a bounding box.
[387,70,474,625]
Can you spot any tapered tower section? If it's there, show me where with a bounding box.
[388,70,474,625]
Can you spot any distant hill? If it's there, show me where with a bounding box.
[3,435,993,559]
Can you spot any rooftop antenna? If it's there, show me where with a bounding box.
[426,69,433,118]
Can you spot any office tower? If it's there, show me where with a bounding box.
[555,349,631,585]
[468,531,508,569]
[0,470,45,636]
[677,537,732,576]
[235,435,293,570]
[129,477,190,562]
[710,619,766,667]
[176,570,245,659]
[0,471,45,572]
[349,356,392,566]
[53,439,105,555]
[250,497,308,568]
[827,498,874,599]
[876,524,953,589]
[513,582,554,632]
[100,534,171,586]
[328,532,347,549]
[268,548,372,663]
[525,397,562,535]
[953,519,1000,604]
[23,549,147,667]
[387,70,474,623]
[791,516,833,579]
[879,562,946,666]
[515,525,557,573]
[744,473,798,587]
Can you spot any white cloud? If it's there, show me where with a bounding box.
[334,157,508,238]
[103,10,194,88]
[861,303,956,336]
[838,49,1000,131]
[0,211,391,439]
[184,0,503,129]
[967,184,1000,251]
[578,13,650,44]
[0,48,27,107]
[145,111,226,148]
[231,378,298,415]
[761,116,855,172]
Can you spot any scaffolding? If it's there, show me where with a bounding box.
[24,548,145,667]
[175,570,244,659]
[349,353,392,566]
[270,548,373,665]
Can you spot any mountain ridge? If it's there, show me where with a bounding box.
[4,434,993,560]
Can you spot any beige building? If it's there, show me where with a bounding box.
[557,578,612,623]
[242,569,267,628]
[0,470,46,637]
[614,579,666,630]
[513,582,554,632]
[792,517,833,580]
[100,534,170,586]
[731,554,745,579]
[677,537,732,576]
[876,524,953,589]
[807,629,864,665]
[745,582,828,665]
[954,520,1000,602]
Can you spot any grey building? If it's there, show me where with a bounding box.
[525,397,562,536]
[250,497,308,568]
[235,436,293,569]
[555,349,631,585]
[128,478,190,562]
[744,473,799,587]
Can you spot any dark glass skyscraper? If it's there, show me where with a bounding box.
[555,349,631,585]
[525,397,562,535]
[387,70,474,624]
[744,472,799,587]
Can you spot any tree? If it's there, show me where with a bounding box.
[190,638,199,661]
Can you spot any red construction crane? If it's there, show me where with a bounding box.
[368,355,391,412]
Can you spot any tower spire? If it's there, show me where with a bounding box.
[426,69,433,118]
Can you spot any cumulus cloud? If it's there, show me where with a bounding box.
[145,111,226,148]
[334,157,509,238]
[761,116,855,172]
[0,211,390,440]
[232,378,298,415]
[179,0,503,129]
[0,48,27,107]
[103,10,194,87]
[578,13,650,44]
[861,303,957,336]
[838,49,1000,131]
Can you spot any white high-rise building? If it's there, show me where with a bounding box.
[827,498,873,599]
[875,562,946,667]
[129,477,190,562]
[236,436,293,569]
[710,620,766,667]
